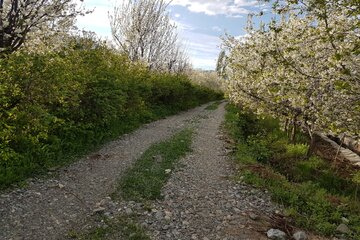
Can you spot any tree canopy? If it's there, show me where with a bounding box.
[224,0,359,139]
[0,0,85,55]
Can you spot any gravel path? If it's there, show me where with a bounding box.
[0,104,214,240]
[0,102,283,240]
[135,102,278,240]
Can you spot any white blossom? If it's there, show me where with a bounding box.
[223,0,359,137]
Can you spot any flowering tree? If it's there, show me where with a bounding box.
[189,70,225,91]
[0,0,84,55]
[224,0,359,143]
[109,0,190,72]
[216,50,227,78]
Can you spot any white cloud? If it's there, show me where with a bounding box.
[174,13,181,18]
[82,0,117,8]
[182,31,221,70]
[76,1,115,38]
[212,26,222,32]
[170,0,257,17]
[191,57,217,70]
[77,6,109,29]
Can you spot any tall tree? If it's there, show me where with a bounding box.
[224,0,359,140]
[109,0,190,72]
[216,50,227,78]
[0,0,84,55]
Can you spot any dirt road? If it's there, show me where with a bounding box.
[0,103,277,240]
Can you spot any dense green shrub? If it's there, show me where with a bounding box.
[0,45,222,189]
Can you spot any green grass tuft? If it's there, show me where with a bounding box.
[113,128,193,202]
[68,215,150,240]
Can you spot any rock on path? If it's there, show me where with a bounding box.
[0,104,215,240]
[138,103,278,240]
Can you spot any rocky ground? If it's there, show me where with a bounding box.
[0,102,324,240]
[134,102,277,240]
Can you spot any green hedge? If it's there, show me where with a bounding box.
[0,46,222,189]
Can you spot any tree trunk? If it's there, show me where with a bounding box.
[284,118,289,137]
[307,132,316,158]
[290,117,297,143]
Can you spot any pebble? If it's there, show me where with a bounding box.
[293,231,308,240]
[267,229,287,240]
[125,208,133,215]
[182,221,190,225]
[336,223,350,234]
[341,217,350,224]
[249,213,259,220]
[155,211,163,220]
[93,207,106,214]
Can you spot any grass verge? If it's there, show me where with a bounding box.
[224,104,360,239]
[113,128,193,202]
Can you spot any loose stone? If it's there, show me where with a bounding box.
[267,229,287,240]
[293,231,308,240]
[336,224,350,234]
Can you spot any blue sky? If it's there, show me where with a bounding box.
[77,0,270,70]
